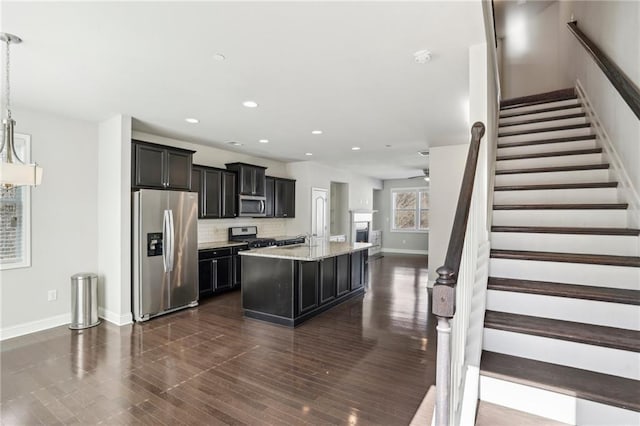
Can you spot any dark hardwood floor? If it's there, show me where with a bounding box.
[1,254,434,425]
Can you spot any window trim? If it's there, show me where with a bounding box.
[390,186,429,233]
[0,133,32,270]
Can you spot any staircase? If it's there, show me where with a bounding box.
[478,88,640,425]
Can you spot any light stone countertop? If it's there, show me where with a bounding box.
[239,241,372,261]
[198,241,248,250]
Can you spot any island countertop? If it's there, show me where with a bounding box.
[239,241,372,261]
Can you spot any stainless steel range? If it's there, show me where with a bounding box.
[228,226,276,248]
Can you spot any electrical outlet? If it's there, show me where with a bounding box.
[47,290,57,301]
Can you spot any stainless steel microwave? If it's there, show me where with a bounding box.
[238,195,266,217]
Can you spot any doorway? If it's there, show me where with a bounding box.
[311,188,328,239]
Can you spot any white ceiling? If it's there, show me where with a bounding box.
[3,1,485,180]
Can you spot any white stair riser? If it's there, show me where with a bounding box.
[492,209,628,227]
[499,127,593,144]
[479,375,640,425]
[493,187,620,204]
[489,258,640,289]
[501,99,581,116]
[499,106,584,124]
[500,117,588,133]
[497,139,598,156]
[487,290,640,330]
[483,328,640,380]
[495,169,613,186]
[496,153,604,171]
[490,232,639,256]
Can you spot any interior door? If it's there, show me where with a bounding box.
[311,188,328,240]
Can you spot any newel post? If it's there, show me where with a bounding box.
[433,265,456,426]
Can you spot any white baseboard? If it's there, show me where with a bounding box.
[0,313,70,341]
[575,79,640,228]
[99,307,133,326]
[382,248,428,255]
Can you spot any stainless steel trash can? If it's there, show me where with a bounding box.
[69,273,101,330]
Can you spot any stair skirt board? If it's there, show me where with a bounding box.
[492,209,628,227]
[490,232,638,256]
[498,128,594,145]
[497,139,599,157]
[489,258,640,290]
[500,117,589,133]
[479,375,640,425]
[500,99,581,116]
[499,106,584,124]
[492,187,621,205]
[486,290,640,330]
[495,153,604,171]
[494,169,613,186]
[482,328,640,380]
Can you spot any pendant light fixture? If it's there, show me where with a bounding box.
[0,33,42,188]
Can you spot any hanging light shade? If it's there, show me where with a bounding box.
[0,32,42,189]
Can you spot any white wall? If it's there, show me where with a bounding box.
[0,108,99,339]
[557,0,640,205]
[97,115,132,325]
[286,161,382,236]
[377,178,429,254]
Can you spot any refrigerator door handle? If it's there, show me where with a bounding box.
[162,210,171,272]
[167,209,175,272]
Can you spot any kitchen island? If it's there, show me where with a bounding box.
[240,242,372,326]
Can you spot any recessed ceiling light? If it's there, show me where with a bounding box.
[311,130,323,135]
[351,147,361,151]
[242,100,258,108]
[259,139,269,144]
[227,141,243,146]
[305,152,313,156]
[185,118,199,124]
[414,49,432,64]
[213,53,226,61]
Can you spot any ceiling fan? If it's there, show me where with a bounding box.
[409,168,430,182]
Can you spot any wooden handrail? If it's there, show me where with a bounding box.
[432,122,486,318]
[567,21,640,120]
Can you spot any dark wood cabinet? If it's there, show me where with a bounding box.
[320,257,336,304]
[275,178,295,218]
[351,250,364,290]
[298,261,319,315]
[198,249,233,298]
[336,254,351,296]
[132,140,194,190]
[265,177,275,217]
[226,163,267,196]
[192,165,237,219]
[232,245,249,287]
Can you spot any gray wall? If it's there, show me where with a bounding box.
[377,178,429,254]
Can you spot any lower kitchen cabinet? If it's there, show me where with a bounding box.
[298,261,319,315]
[351,250,364,290]
[198,248,233,298]
[336,254,350,296]
[232,245,249,287]
[320,257,336,304]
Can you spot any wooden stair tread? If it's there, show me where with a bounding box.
[487,277,640,305]
[493,203,627,210]
[500,103,583,119]
[494,182,617,191]
[499,123,591,138]
[496,148,602,161]
[484,311,640,352]
[500,88,577,109]
[499,112,586,127]
[491,225,639,236]
[490,249,640,267]
[480,351,640,412]
[497,134,597,149]
[495,163,609,175]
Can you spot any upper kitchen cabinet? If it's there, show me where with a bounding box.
[265,177,275,217]
[275,178,296,218]
[192,165,237,219]
[225,163,267,196]
[132,140,194,190]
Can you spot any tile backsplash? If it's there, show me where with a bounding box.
[198,218,290,242]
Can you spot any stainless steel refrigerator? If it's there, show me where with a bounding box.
[133,189,198,322]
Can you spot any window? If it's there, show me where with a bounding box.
[391,188,429,232]
[0,133,32,270]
